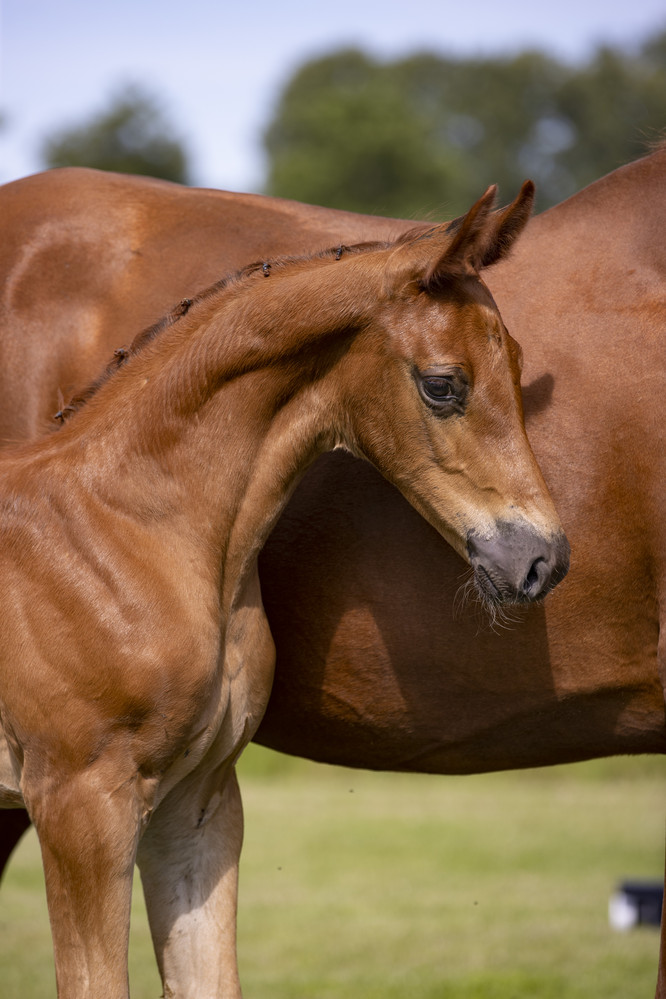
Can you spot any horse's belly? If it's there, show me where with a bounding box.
[256,452,666,773]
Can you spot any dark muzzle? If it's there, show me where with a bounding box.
[467,521,570,605]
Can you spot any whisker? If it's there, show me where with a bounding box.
[454,566,527,634]
[453,567,476,620]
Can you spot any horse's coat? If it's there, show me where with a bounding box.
[0,151,664,991]
[0,187,565,997]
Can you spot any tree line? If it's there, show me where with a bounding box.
[38,29,666,216]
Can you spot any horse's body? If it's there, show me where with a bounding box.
[0,188,564,997]
[2,156,664,772]
[0,153,665,991]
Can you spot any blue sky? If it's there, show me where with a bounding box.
[2,0,665,192]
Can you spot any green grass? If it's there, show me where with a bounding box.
[0,749,664,997]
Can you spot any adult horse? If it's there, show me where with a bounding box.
[0,187,565,998]
[0,151,665,991]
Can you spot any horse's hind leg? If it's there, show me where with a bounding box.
[137,764,243,999]
[25,765,143,999]
[0,809,31,882]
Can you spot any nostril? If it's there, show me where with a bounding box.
[467,525,569,606]
[523,557,545,594]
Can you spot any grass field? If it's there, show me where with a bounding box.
[0,748,664,997]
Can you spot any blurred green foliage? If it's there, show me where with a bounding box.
[42,84,190,183]
[263,32,666,215]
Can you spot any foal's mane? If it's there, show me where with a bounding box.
[54,231,429,425]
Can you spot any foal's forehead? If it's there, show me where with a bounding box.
[389,278,506,357]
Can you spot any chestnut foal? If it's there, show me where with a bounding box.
[0,184,567,997]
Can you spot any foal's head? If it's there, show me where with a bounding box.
[333,183,569,605]
[53,182,567,606]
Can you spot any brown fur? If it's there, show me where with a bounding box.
[0,186,564,998]
[0,154,664,991]
[55,240,405,421]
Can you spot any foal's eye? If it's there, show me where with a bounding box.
[422,377,456,401]
[415,367,469,414]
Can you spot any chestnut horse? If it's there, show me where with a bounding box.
[0,185,566,998]
[0,151,665,991]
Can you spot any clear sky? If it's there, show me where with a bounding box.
[1,0,665,192]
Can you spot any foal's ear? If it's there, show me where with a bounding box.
[422,180,535,290]
[477,179,535,268]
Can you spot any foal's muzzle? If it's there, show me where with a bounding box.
[467,522,570,605]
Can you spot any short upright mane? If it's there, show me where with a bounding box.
[54,235,422,425]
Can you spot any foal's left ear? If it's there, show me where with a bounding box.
[477,179,535,268]
[423,180,535,289]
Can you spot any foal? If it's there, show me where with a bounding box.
[0,183,567,997]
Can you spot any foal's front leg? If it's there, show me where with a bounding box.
[24,764,145,999]
[137,764,244,998]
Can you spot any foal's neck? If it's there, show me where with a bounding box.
[48,255,375,589]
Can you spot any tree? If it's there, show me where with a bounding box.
[264,50,469,218]
[263,32,666,216]
[557,40,666,184]
[42,85,190,183]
